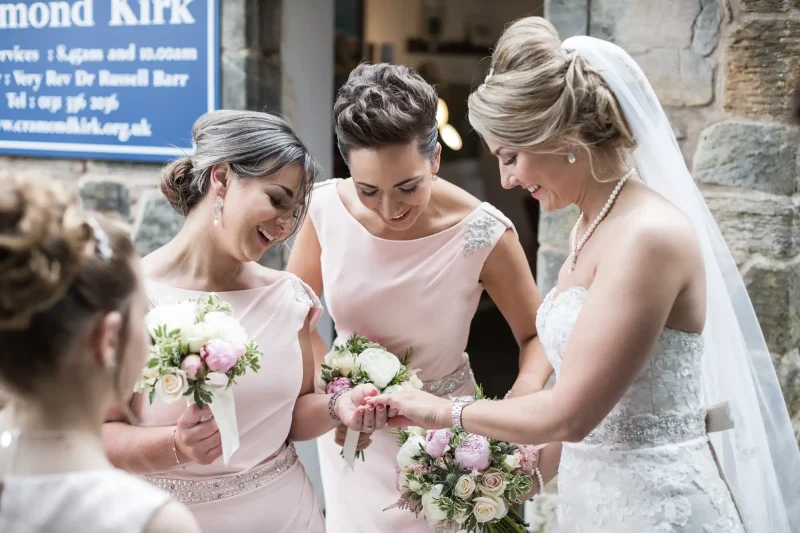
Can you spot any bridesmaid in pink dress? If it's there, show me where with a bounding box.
[287,64,552,532]
[103,111,382,533]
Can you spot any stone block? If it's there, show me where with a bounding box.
[544,0,589,39]
[694,121,798,196]
[539,205,579,247]
[725,19,800,119]
[772,349,800,423]
[0,156,84,182]
[78,180,131,218]
[536,247,568,295]
[704,192,797,265]
[221,55,282,112]
[739,0,789,11]
[221,0,247,52]
[590,0,699,53]
[634,49,713,106]
[691,0,721,56]
[742,260,800,354]
[132,192,184,256]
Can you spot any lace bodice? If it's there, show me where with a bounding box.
[535,286,744,533]
[537,286,707,448]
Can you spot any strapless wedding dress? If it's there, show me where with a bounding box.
[537,286,745,533]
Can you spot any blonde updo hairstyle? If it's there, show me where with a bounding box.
[0,178,138,397]
[468,17,635,178]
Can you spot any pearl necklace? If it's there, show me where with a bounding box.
[569,168,636,274]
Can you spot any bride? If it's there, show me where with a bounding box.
[369,17,800,533]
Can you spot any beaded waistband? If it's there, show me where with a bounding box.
[422,356,474,398]
[144,441,298,504]
[583,409,707,447]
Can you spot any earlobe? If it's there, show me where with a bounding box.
[210,163,230,195]
[92,312,123,371]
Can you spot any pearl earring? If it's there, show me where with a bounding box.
[567,148,576,164]
[213,193,223,226]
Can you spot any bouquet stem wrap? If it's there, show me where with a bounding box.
[342,428,360,470]
[203,383,239,465]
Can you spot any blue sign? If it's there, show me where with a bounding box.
[0,0,219,162]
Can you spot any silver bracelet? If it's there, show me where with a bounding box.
[451,396,476,431]
[328,388,350,424]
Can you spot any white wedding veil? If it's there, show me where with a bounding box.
[561,36,800,532]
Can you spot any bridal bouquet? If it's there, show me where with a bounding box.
[135,293,262,464]
[389,394,539,532]
[319,332,422,467]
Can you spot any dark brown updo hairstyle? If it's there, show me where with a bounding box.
[469,17,635,174]
[333,63,439,162]
[160,110,322,241]
[0,177,138,396]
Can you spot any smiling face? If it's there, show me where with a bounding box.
[347,142,441,232]
[486,139,584,212]
[213,162,307,262]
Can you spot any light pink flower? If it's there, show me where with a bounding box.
[455,434,491,472]
[180,354,204,379]
[425,429,453,458]
[517,444,545,477]
[201,339,245,373]
[326,376,354,394]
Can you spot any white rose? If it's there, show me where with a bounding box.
[181,321,219,353]
[409,373,424,390]
[454,474,476,500]
[421,484,448,526]
[324,349,357,377]
[355,348,402,389]
[396,435,425,470]
[154,369,189,404]
[472,496,501,523]
[503,453,521,471]
[203,312,248,344]
[146,301,197,337]
[493,495,508,519]
[406,426,426,437]
[382,384,406,394]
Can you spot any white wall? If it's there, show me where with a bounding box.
[281,0,335,509]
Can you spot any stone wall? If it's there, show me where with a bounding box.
[542,0,800,434]
[0,0,288,269]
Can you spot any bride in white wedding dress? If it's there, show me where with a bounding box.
[369,17,800,533]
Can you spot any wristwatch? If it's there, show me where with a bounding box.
[451,396,476,431]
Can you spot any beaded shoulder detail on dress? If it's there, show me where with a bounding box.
[463,214,498,255]
[289,275,313,307]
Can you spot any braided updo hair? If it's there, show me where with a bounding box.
[0,177,138,395]
[469,17,635,166]
[333,63,439,162]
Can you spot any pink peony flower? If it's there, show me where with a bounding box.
[455,434,491,472]
[201,339,246,373]
[425,429,453,459]
[326,376,354,394]
[180,354,204,379]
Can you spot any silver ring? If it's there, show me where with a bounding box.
[362,425,374,432]
[200,415,213,423]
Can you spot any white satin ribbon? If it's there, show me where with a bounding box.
[341,428,360,471]
[189,381,240,465]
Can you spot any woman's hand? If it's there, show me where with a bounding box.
[174,405,223,466]
[334,384,389,433]
[367,389,452,430]
[334,424,373,451]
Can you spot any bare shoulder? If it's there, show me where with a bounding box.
[434,178,482,221]
[144,501,201,533]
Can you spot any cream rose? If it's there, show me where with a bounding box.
[454,474,476,500]
[181,321,219,353]
[396,435,426,470]
[324,348,357,377]
[146,301,197,337]
[355,347,402,389]
[421,484,448,526]
[478,470,508,497]
[503,453,521,472]
[472,496,501,523]
[203,312,248,344]
[155,369,189,404]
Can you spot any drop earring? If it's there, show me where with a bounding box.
[213,193,223,226]
[567,148,576,164]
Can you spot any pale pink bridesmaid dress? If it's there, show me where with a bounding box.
[310,179,516,532]
[134,274,326,533]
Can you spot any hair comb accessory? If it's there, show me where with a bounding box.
[478,68,494,92]
[85,217,113,261]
